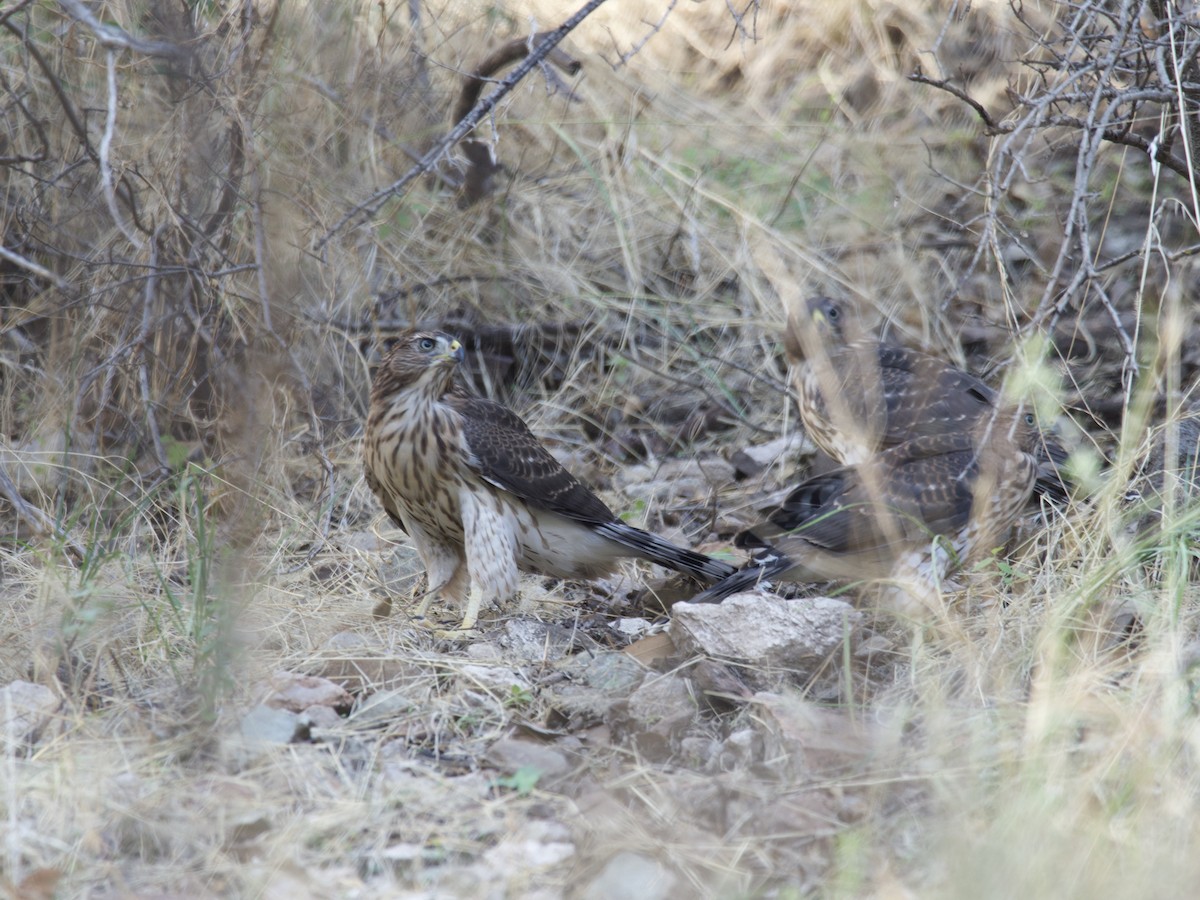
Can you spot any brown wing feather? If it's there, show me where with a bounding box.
[875,343,995,443]
[449,396,736,580]
[449,395,618,525]
[761,433,978,555]
[687,433,1019,604]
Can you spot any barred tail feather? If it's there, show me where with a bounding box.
[596,522,737,582]
[684,553,793,604]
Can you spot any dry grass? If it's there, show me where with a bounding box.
[2,0,1199,896]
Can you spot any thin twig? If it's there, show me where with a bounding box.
[3,19,93,159]
[0,244,67,290]
[0,466,85,562]
[100,49,143,248]
[612,0,679,68]
[908,71,1014,135]
[136,231,170,477]
[0,0,35,28]
[55,0,184,58]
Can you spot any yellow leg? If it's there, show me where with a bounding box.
[411,590,434,621]
[460,586,484,631]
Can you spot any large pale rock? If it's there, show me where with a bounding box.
[670,592,860,667]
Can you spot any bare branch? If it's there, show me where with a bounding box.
[0,466,84,562]
[316,0,609,249]
[99,50,143,248]
[2,19,93,159]
[0,244,67,290]
[612,0,679,68]
[908,70,1015,135]
[55,0,185,59]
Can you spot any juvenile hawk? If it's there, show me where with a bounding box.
[786,295,1069,501]
[687,408,1042,607]
[364,330,736,631]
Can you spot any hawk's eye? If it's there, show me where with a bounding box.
[827,306,839,320]
[1024,413,1036,426]
[418,337,436,352]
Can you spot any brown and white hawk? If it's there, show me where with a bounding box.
[786,295,1069,502]
[363,330,736,631]
[687,407,1043,607]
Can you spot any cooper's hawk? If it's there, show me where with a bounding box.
[363,330,736,631]
[786,295,1069,501]
[687,407,1042,607]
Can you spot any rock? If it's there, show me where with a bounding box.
[606,672,696,761]
[854,633,895,658]
[465,641,504,660]
[238,705,309,744]
[582,851,678,900]
[0,680,60,746]
[542,652,648,730]
[497,618,580,663]
[611,617,654,639]
[679,736,722,770]
[264,671,352,714]
[484,737,572,783]
[301,705,343,729]
[348,690,418,728]
[718,728,764,769]
[753,691,875,779]
[459,664,529,695]
[624,631,678,667]
[483,819,575,871]
[689,659,753,708]
[561,651,647,692]
[670,592,860,667]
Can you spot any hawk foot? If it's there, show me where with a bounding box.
[408,609,483,640]
[431,625,483,641]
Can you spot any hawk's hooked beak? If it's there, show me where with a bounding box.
[442,338,464,364]
[810,309,827,328]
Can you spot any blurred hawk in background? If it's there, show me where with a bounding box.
[688,406,1044,609]
[363,330,736,631]
[786,294,1069,502]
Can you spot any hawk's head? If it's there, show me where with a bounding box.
[974,403,1048,462]
[373,330,464,399]
[784,295,853,363]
